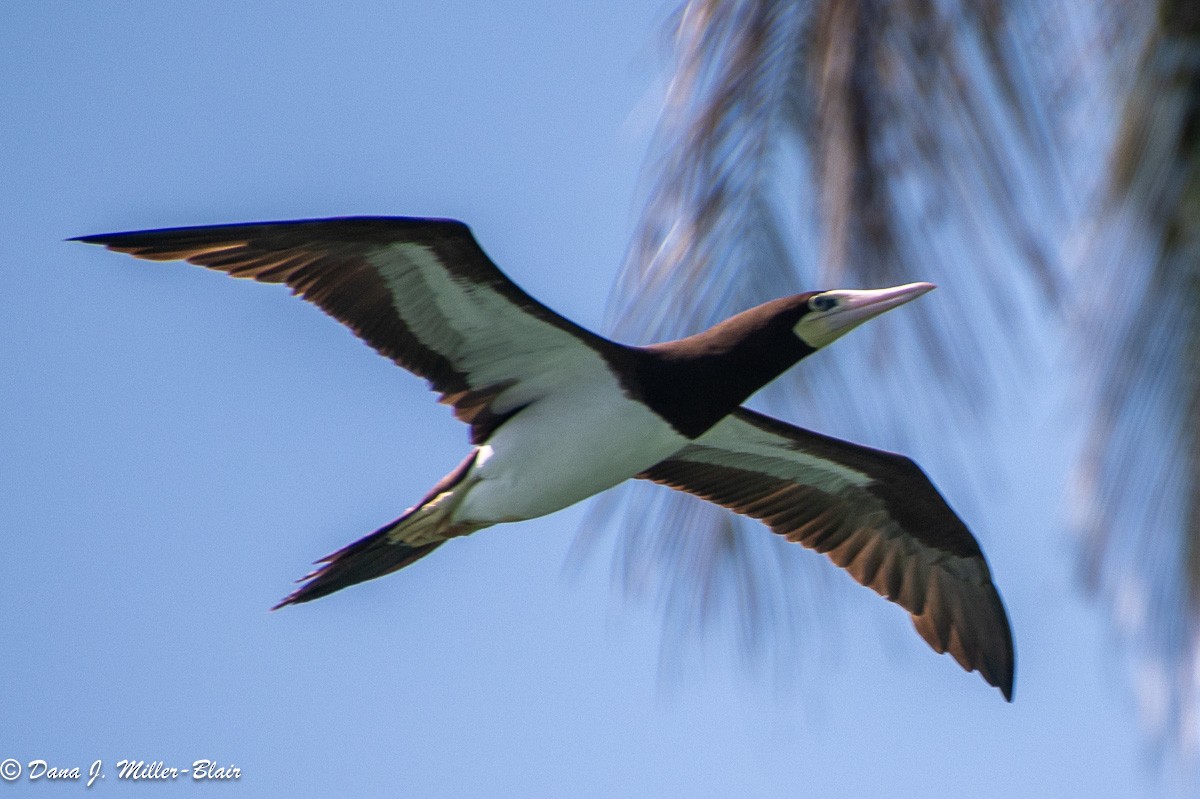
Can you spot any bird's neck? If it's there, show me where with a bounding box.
[625,323,814,439]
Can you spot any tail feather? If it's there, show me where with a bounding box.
[272,451,482,609]
[271,516,445,609]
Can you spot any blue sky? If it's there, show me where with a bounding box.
[0,2,1171,796]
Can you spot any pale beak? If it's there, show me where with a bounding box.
[796,282,935,348]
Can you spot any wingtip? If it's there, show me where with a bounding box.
[979,632,1016,702]
[998,662,1016,702]
[70,232,132,248]
[984,641,1016,702]
[995,608,1017,702]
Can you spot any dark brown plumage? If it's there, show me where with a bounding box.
[640,408,1013,699]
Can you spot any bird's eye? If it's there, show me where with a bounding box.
[809,295,838,312]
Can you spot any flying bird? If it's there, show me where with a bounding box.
[75,217,1014,699]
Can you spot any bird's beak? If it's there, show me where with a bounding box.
[795,282,935,348]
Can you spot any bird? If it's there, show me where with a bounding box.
[75,216,1014,699]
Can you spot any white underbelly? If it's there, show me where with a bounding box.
[451,383,688,525]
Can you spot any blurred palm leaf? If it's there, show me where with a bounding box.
[1072,0,1200,750]
[581,0,1101,667]
[575,0,1200,753]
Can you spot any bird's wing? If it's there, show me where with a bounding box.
[75,217,618,443]
[638,406,1015,699]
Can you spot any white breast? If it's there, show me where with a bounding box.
[451,375,688,525]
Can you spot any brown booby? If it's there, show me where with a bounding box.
[75,216,1014,699]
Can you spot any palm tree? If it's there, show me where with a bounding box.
[576,0,1200,752]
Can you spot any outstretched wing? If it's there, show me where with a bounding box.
[639,407,1015,699]
[74,217,618,443]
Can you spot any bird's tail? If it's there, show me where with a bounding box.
[272,452,481,609]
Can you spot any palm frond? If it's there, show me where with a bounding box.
[1072,0,1200,750]
[579,0,825,672]
[578,0,1166,697]
[581,0,1111,673]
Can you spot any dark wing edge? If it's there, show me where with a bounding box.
[72,217,607,444]
[639,407,1015,700]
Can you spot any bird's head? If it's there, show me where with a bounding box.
[792,282,936,349]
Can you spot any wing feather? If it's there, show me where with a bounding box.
[639,407,1015,699]
[74,217,618,443]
